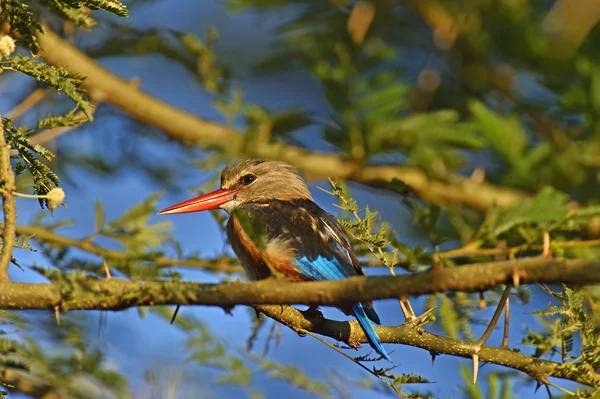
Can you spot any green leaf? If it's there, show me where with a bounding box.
[270,109,312,136]
[0,0,43,51]
[44,0,97,29]
[3,117,60,203]
[469,100,528,167]
[4,56,93,120]
[490,187,569,237]
[37,110,88,129]
[61,0,129,17]
[108,192,163,229]
[438,294,460,339]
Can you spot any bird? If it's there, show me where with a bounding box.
[158,159,392,362]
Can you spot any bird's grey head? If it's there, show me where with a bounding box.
[219,159,312,212]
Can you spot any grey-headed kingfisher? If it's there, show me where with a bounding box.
[158,159,391,361]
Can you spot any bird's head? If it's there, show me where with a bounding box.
[157,159,312,215]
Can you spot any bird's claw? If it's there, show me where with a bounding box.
[300,305,323,320]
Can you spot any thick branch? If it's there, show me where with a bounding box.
[254,304,589,386]
[0,118,16,281]
[0,259,598,310]
[35,27,528,211]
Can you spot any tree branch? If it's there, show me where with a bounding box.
[14,222,600,272]
[35,26,528,211]
[1,258,598,310]
[9,223,241,274]
[0,368,53,398]
[0,118,16,281]
[254,304,591,387]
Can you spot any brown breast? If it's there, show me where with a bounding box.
[226,215,308,282]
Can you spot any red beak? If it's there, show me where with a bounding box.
[157,188,238,215]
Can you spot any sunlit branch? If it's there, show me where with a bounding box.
[254,304,592,387]
[6,88,47,121]
[0,119,16,281]
[0,368,53,398]
[35,26,528,212]
[0,258,598,310]
[14,222,600,275]
[7,223,240,274]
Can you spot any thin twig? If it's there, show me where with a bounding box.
[29,105,97,146]
[298,329,401,397]
[7,88,47,121]
[255,304,595,388]
[502,295,510,348]
[0,118,16,281]
[476,284,513,347]
[4,223,240,274]
[441,238,600,258]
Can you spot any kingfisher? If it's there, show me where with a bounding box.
[158,159,391,362]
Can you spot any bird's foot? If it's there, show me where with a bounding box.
[300,305,323,320]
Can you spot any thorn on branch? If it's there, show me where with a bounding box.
[542,231,552,259]
[170,305,180,325]
[502,295,510,348]
[103,259,111,279]
[479,292,486,310]
[472,353,479,385]
[430,351,437,366]
[431,246,442,272]
[399,298,416,322]
[413,307,435,326]
[534,380,542,393]
[512,271,520,289]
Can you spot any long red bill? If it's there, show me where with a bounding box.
[157,188,237,215]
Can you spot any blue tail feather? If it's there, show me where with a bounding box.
[294,256,392,362]
[352,303,392,362]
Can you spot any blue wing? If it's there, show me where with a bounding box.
[294,254,391,362]
[245,199,392,362]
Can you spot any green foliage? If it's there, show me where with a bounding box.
[86,26,229,95]
[3,56,93,119]
[474,187,600,249]
[18,315,131,399]
[325,179,402,271]
[65,0,128,17]
[0,0,43,50]
[44,0,97,29]
[168,308,332,398]
[469,100,529,169]
[37,111,88,129]
[2,117,60,205]
[0,0,127,49]
[29,193,181,281]
[4,0,600,397]
[458,365,517,399]
[523,285,600,391]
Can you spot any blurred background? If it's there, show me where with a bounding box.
[2,0,600,398]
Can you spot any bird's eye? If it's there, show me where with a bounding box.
[239,174,257,185]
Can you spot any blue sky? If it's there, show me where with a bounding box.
[0,1,575,397]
